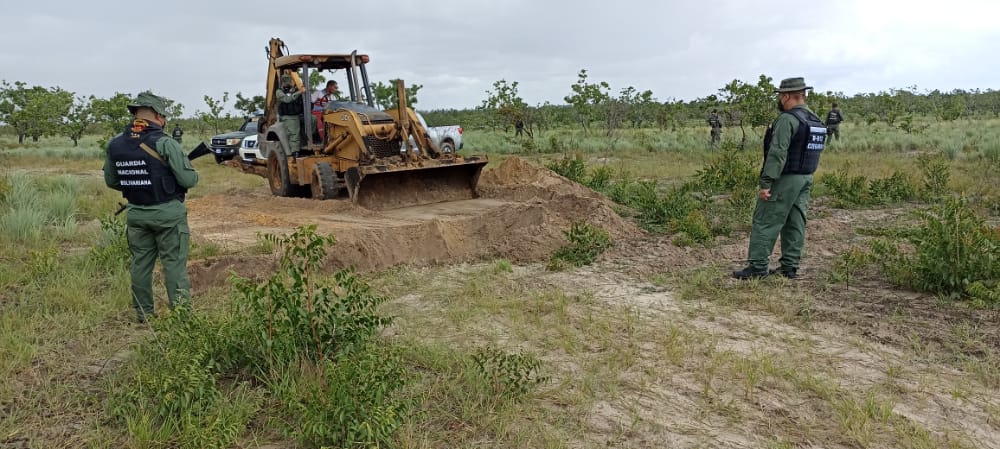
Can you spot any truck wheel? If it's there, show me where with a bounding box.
[440,140,455,154]
[266,146,296,197]
[311,162,339,200]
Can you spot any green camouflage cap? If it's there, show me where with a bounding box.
[127,91,170,117]
[280,74,292,84]
[775,77,813,93]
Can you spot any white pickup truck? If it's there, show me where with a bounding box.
[240,111,462,161]
[416,112,463,153]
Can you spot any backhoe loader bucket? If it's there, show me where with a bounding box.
[345,157,487,210]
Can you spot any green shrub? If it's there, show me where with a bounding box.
[821,168,917,207]
[548,222,612,270]
[868,171,916,204]
[232,225,393,366]
[916,154,950,198]
[107,225,408,448]
[670,210,714,246]
[276,347,409,448]
[90,214,130,270]
[695,148,758,193]
[870,197,999,302]
[107,309,257,449]
[586,165,613,191]
[545,154,587,183]
[472,345,548,400]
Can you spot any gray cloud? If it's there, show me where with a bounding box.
[2,0,998,116]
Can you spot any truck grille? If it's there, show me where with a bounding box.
[364,136,401,159]
[211,138,226,146]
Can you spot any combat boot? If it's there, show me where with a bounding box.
[768,267,798,279]
[732,266,769,280]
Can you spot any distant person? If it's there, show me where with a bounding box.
[312,80,340,110]
[707,109,723,148]
[103,92,199,323]
[514,119,525,137]
[171,124,183,144]
[825,102,843,142]
[277,73,304,153]
[733,77,826,280]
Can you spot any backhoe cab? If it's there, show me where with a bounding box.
[256,37,487,209]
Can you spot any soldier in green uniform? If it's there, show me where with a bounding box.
[104,92,199,322]
[707,109,723,148]
[733,77,826,280]
[171,124,183,144]
[277,73,304,154]
[825,102,843,142]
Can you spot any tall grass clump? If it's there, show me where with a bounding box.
[0,172,81,243]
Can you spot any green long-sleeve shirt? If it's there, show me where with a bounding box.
[277,87,303,115]
[104,126,199,210]
[760,104,816,190]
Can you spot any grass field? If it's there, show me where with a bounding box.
[0,118,998,448]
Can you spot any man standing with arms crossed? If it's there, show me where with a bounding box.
[104,92,199,322]
[733,78,826,280]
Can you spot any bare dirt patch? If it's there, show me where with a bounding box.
[186,157,642,291]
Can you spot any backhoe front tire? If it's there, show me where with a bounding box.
[267,146,296,197]
[311,162,339,200]
[440,140,455,154]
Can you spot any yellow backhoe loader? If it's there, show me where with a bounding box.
[251,37,487,209]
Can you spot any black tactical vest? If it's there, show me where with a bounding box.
[107,121,185,206]
[278,89,302,116]
[826,109,842,125]
[762,108,827,175]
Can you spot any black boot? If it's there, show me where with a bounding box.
[768,267,798,279]
[732,266,769,280]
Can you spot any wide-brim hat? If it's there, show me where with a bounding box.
[775,77,812,93]
[127,91,169,116]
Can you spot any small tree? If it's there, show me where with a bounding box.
[92,92,134,148]
[234,92,266,117]
[371,80,422,110]
[479,79,528,134]
[200,92,231,134]
[717,74,776,149]
[564,69,610,134]
[63,94,95,146]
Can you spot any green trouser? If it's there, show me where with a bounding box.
[126,200,191,318]
[826,125,840,142]
[747,174,812,271]
[280,115,301,152]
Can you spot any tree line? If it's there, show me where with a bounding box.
[3,72,999,147]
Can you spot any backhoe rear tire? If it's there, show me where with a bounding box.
[311,162,339,200]
[267,145,297,197]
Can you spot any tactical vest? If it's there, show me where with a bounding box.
[107,122,185,206]
[826,109,842,125]
[762,108,827,175]
[278,89,302,116]
[172,127,183,138]
[708,114,721,128]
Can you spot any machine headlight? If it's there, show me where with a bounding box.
[226,138,242,146]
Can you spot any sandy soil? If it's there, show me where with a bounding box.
[186,157,642,291]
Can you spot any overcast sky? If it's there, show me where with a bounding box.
[2,0,998,116]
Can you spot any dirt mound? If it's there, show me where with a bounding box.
[187,157,642,292]
[478,157,639,239]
